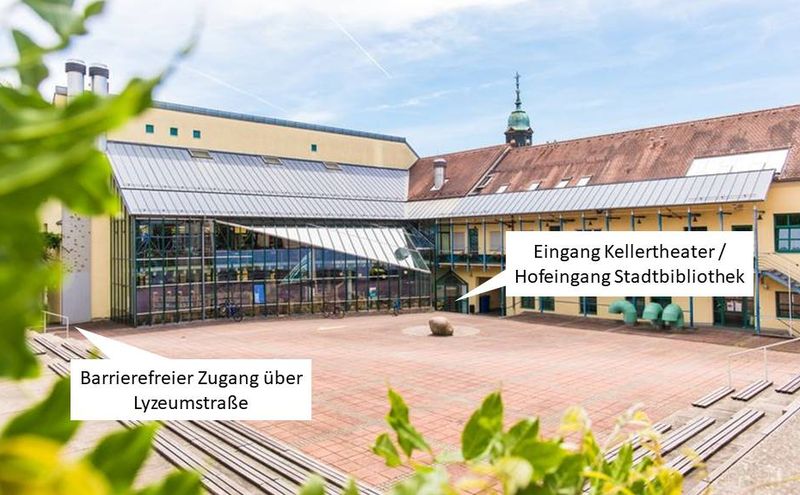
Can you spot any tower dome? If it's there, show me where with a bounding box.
[504,72,533,147]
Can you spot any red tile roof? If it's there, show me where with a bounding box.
[408,104,800,200]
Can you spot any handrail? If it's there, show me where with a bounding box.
[727,336,800,387]
[42,311,69,340]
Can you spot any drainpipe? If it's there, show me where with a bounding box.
[482,217,487,271]
[581,212,586,231]
[500,217,506,317]
[465,219,471,271]
[630,210,635,231]
[718,207,724,231]
[657,210,663,231]
[538,215,542,232]
[449,218,454,266]
[753,206,761,335]
[605,211,610,231]
[559,214,564,230]
[687,207,694,328]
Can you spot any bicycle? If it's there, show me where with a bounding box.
[217,299,244,322]
[323,303,345,319]
[392,298,402,316]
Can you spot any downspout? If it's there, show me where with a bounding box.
[687,208,694,328]
[630,210,635,231]
[753,206,761,335]
[449,218,454,266]
[482,217,487,271]
[500,216,506,317]
[605,211,610,231]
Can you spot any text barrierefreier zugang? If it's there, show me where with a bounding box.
[515,242,746,288]
[80,369,305,413]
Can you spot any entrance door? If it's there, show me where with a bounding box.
[435,271,468,313]
[713,297,754,329]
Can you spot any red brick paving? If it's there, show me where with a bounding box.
[91,313,800,487]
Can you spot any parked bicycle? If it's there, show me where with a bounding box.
[323,303,345,319]
[217,299,244,322]
[392,298,402,316]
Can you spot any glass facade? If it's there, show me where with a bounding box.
[111,217,433,326]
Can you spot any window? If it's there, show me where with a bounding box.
[651,296,672,307]
[310,144,318,152]
[474,174,494,191]
[145,124,154,134]
[555,178,570,188]
[489,231,503,252]
[260,155,282,165]
[576,176,591,187]
[323,161,342,171]
[579,296,597,315]
[188,149,212,159]
[549,225,561,231]
[776,292,800,318]
[169,127,178,137]
[192,129,201,139]
[732,225,752,231]
[521,297,535,309]
[496,184,509,194]
[438,231,451,253]
[527,181,540,191]
[540,297,555,311]
[452,232,466,252]
[775,214,800,252]
[683,226,708,231]
[468,228,479,254]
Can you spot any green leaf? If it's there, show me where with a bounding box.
[386,389,430,457]
[342,478,360,495]
[461,391,503,460]
[503,418,540,457]
[1,377,79,443]
[87,423,158,493]
[611,442,634,482]
[136,470,203,495]
[12,30,48,89]
[372,433,402,467]
[514,440,566,483]
[299,474,326,495]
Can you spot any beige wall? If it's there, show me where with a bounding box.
[438,182,800,333]
[110,107,418,169]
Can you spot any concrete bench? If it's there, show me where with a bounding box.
[631,416,715,465]
[731,380,772,401]
[776,374,800,394]
[691,386,734,408]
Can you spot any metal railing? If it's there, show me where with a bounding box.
[42,311,70,339]
[726,336,800,388]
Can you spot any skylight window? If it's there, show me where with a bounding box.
[474,174,494,190]
[260,155,282,165]
[323,161,342,171]
[555,178,571,188]
[686,149,789,176]
[188,149,212,159]
[576,176,591,187]
[496,184,509,193]
[527,181,540,191]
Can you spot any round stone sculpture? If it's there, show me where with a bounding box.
[428,316,455,337]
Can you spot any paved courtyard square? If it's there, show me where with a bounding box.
[93,313,799,487]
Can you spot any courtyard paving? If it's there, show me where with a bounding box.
[90,312,800,488]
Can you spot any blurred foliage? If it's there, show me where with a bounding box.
[358,389,682,495]
[0,0,160,379]
[0,1,201,494]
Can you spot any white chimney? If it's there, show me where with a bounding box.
[89,63,109,150]
[89,63,109,96]
[65,59,86,99]
[433,158,446,190]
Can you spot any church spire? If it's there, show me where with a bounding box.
[505,72,533,147]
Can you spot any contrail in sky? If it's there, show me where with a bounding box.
[184,65,288,113]
[327,15,392,79]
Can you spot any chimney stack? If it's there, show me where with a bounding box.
[433,158,446,190]
[89,63,110,150]
[65,59,86,99]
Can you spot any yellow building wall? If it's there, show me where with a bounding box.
[109,107,418,169]
[437,182,800,334]
[91,215,111,319]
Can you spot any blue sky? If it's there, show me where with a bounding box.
[3,0,800,157]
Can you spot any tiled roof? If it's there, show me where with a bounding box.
[408,104,800,199]
[407,144,509,200]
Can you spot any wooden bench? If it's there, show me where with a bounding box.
[731,380,772,401]
[28,340,47,355]
[33,335,73,362]
[776,374,800,394]
[631,416,715,465]
[166,422,296,495]
[667,408,764,475]
[604,422,671,461]
[692,386,734,408]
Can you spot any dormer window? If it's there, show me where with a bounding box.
[527,181,540,191]
[576,176,591,187]
[496,184,509,193]
[555,178,570,188]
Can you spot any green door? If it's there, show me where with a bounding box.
[713,297,754,329]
